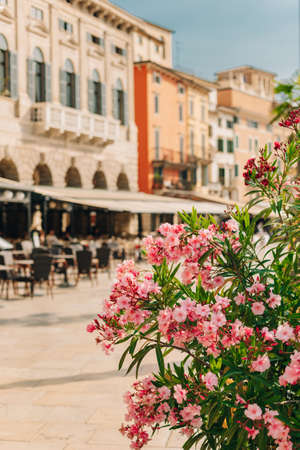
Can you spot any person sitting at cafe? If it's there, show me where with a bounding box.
[46,230,60,247]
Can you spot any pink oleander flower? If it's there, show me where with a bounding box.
[174,385,187,404]
[245,403,262,421]
[245,426,259,439]
[251,302,265,315]
[266,291,281,309]
[234,293,246,305]
[173,306,187,323]
[86,323,96,333]
[203,371,218,391]
[276,323,295,342]
[279,350,300,385]
[247,278,265,295]
[180,404,201,422]
[224,219,239,232]
[251,354,271,372]
[158,386,171,400]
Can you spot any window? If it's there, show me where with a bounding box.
[153,72,161,84]
[219,168,225,186]
[59,19,73,33]
[154,94,159,113]
[190,99,194,116]
[33,47,44,102]
[179,103,183,122]
[233,115,239,124]
[155,129,160,159]
[217,138,224,152]
[234,164,239,177]
[31,6,43,21]
[254,139,259,151]
[0,33,8,95]
[114,78,126,125]
[179,135,184,162]
[201,104,206,121]
[208,125,213,137]
[266,124,272,132]
[235,135,239,148]
[249,138,252,151]
[114,46,126,56]
[178,84,185,94]
[155,44,159,53]
[201,134,205,157]
[89,69,103,115]
[226,120,233,129]
[190,130,194,155]
[60,58,77,108]
[247,120,259,128]
[0,0,7,5]
[138,35,143,44]
[87,33,104,47]
[227,140,234,153]
[218,118,222,127]
[202,165,208,186]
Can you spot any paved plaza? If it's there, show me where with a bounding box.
[0,271,186,450]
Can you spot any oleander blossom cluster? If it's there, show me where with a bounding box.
[88,123,300,449]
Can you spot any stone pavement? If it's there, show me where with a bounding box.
[0,273,187,450]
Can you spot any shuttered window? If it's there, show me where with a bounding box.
[217,138,224,152]
[60,59,78,108]
[234,164,239,177]
[227,139,234,153]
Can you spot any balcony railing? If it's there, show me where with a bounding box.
[152,148,198,167]
[31,103,120,145]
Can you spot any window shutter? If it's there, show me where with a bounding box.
[101,83,106,116]
[8,52,18,99]
[74,74,80,109]
[27,58,35,101]
[111,44,115,54]
[112,88,118,119]
[87,79,94,113]
[123,48,127,57]
[123,91,128,125]
[87,32,92,42]
[59,69,67,106]
[44,63,51,102]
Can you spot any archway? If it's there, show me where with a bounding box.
[93,170,107,189]
[33,163,53,185]
[0,158,19,181]
[65,166,82,188]
[116,172,130,191]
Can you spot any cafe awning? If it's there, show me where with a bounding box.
[32,186,228,215]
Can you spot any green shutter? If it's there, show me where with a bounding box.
[88,79,94,113]
[218,138,223,152]
[59,69,66,105]
[44,63,51,102]
[74,74,80,109]
[27,58,35,101]
[123,91,128,125]
[234,164,239,177]
[101,83,106,116]
[112,88,118,119]
[8,52,18,99]
[227,140,234,153]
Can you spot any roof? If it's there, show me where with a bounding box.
[143,19,174,33]
[216,65,277,77]
[134,61,212,92]
[174,69,217,89]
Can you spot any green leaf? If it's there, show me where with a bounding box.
[155,344,165,376]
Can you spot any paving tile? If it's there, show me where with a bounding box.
[0,442,66,450]
[36,422,96,443]
[0,421,43,441]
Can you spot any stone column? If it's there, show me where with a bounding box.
[104,30,112,118]
[16,0,30,116]
[50,4,60,103]
[79,17,87,110]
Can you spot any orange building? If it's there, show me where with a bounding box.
[134,61,211,197]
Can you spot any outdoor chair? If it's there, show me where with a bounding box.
[96,246,111,278]
[0,254,15,299]
[75,249,96,285]
[14,254,53,298]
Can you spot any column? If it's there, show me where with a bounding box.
[16,0,30,115]
[104,31,112,118]
[79,18,88,110]
[50,4,60,103]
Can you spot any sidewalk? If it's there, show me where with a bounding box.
[0,274,186,450]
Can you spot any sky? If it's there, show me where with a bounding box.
[111,0,299,82]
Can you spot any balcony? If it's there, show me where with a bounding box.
[31,103,120,145]
[152,148,197,169]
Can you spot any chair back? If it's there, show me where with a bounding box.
[63,247,75,266]
[0,254,8,280]
[32,255,52,282]
[76,250,92,274]
[32,247,49,257]
[0,251,14,266]
[96,247,110,268]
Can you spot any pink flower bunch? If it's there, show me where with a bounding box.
[87,260,160,353]
[279,350,300,386]
[279,108,300,129]
[121,376,203,448]
[243,150,276,186]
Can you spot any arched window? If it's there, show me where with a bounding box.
[0,158,19,182]
[65,166,82,188]
[33,47,44,102]
[93,170,107,189]
[64,59,75,108]
[113,78,127,125]
[116,172,130,191]
[60,59,78,108]
[0,34,8,95]
[33,164,53,186]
